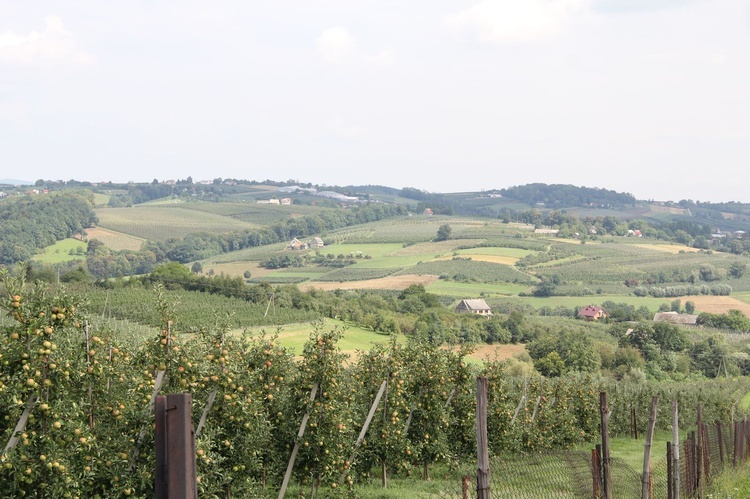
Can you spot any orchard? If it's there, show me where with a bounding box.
[2,271,749,497]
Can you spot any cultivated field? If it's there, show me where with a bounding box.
[85,227,145,251]
[96,205,256,241]
[302,274,439,292]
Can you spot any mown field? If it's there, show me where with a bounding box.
[31,238,86,264]
[85,227,145,251]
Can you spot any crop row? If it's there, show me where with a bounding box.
[312,267,399,282]
[397,259,535,284]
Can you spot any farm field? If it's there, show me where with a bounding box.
[240,319,406,357]
[95,204,256,240]
[92,192,110,206]
[633,243,702,254]
[426,279,530,297]
[242,318,527,363]
[31,238,86,264]
[85,227,145,251]
[302,274,439,292]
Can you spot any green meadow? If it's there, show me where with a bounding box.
[32,238,87,264]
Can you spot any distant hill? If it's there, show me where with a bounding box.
[0,179,31,186]
[499,183,636,209]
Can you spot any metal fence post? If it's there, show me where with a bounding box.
[155,393,197,499]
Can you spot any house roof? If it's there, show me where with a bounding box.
[458,299,491,311]
[653,312,699,325]
[578,305,606,318]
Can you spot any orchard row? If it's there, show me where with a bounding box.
[1,273,748,498]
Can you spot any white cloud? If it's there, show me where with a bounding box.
[316,26,357,64]
[0,16,96,65]
[445,0,590,44]
[327,118,366,140]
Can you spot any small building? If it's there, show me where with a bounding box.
[455,299,492,317]
[280,198,292,205]
[653,312,699,326]
[423,208,433,216]
[310,237,325,248]
[288,238,308,250]
[578,305,608,321]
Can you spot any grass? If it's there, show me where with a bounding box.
[240,318,407,357]
[31,238,87,264]
[704,463,750,498]
[92,193,111,206]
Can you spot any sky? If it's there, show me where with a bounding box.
[1,0,749,202]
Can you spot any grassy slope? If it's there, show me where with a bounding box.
[31,238,87,264]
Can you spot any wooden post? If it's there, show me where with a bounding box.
[696,405,703,498]
[476,377,491,499]
[131,370,167,472]
[600,392,612,499]
[642,395,658,499]
[155,393,197,499]
[278,382,318,499]
[702,423,710,489]
[673,401,681,499]
[462,475,471,499]
[733,421,740,467]
[3,395,38,454]
[339,380,387,485]
[684,435,693,498]
[716,421,724,466]
[667,442,673,499]
[592,447,601,499]
[194,388,217,438]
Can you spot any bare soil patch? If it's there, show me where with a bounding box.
[467,343,526,362]
[650,204,688,215]
[85,227,145,251]
[302,274,439,291]
[686,296,750,316]
[436,254,518,265]
[634,244,700,254]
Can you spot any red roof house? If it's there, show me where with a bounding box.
[578,305,608,321]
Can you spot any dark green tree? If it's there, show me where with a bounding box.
[435,224,452,241]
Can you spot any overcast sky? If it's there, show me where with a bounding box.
[2,1,749,202]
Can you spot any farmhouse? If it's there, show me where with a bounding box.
[653,312,699,326]
[578,305,608,321]
[288,238,308,250]
[455,299,492,317]
[310,237,324,248]
[423,208,433,216]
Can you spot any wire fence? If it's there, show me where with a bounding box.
[433,419,750,498]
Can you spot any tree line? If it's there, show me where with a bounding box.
[0,192,97,265]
